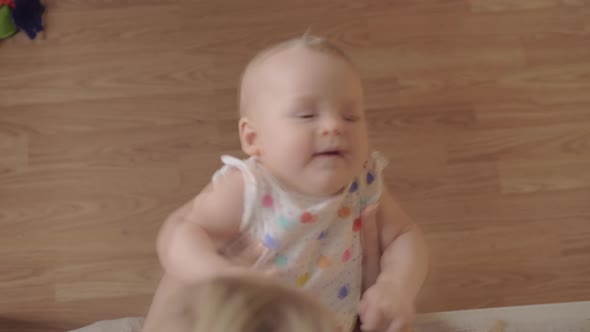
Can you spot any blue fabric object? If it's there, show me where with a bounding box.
[12,0,44,39]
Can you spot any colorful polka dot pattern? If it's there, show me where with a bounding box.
[338,286,349,299]
[338,206,351,218]
[212,152,386,332]
[317,255,331,268]
[349,181,358,193]
[262,194,274,208]
[342,248,351,263]
[264,234,281,250]
[277,215,292,230]
[366,171,375,185]
[300,211,315,224]
[353,217,362,232]
[275,255,288,267]
[296,273,310,287]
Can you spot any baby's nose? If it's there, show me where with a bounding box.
[322,128,342,136]
[321,116,344,136]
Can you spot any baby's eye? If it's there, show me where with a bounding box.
[344,115,360,122]
[298,114,315,119]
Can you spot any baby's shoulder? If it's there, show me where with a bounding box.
[185,166,246,234]
[210,166,245,196]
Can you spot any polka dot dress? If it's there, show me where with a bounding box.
[212,152,387,332]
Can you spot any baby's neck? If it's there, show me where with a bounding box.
[255,159,349,199]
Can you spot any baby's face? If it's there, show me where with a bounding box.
[243,46,369,196]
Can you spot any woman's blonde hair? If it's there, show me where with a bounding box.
[172,275,336,332]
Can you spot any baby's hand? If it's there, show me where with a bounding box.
[358,281,415,332]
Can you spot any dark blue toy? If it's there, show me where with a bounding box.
[11,0,45,39]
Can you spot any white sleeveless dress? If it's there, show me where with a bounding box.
[211,152,387,332]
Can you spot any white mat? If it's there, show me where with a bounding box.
[415,301,590,332]
[68,317,144,332]
[68,301,590,332]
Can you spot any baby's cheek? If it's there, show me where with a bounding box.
[275,136,306,160]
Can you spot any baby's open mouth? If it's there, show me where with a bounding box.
[314,150,346,158]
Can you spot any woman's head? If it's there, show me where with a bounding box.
[168,275,336,332]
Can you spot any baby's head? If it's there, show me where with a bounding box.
[238,35,369,197]
[166,275,336,332]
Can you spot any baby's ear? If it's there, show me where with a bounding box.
[238,117,260,157]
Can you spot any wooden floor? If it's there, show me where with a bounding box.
[1,0,590,331]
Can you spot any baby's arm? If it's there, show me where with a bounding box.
[156,169,247,282]
[376,188,428,298]
[359,188,428,332]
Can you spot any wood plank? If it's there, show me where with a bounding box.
[368,6,587,39]
[356,36,526,78]
[469,0,585,13]
[523,32,590,66]
[447,123,590,164]
[0,124,28,171]
[498,158,590,194]
[474,100,590,129]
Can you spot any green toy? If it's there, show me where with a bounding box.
[0,4,17,39]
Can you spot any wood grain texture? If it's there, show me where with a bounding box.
[1,0,590,330]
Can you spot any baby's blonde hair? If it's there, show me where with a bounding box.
[239,34,354,115]
[174,276,336,332]
[246,33,353,67]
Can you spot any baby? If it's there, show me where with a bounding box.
[144,35,428,332]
